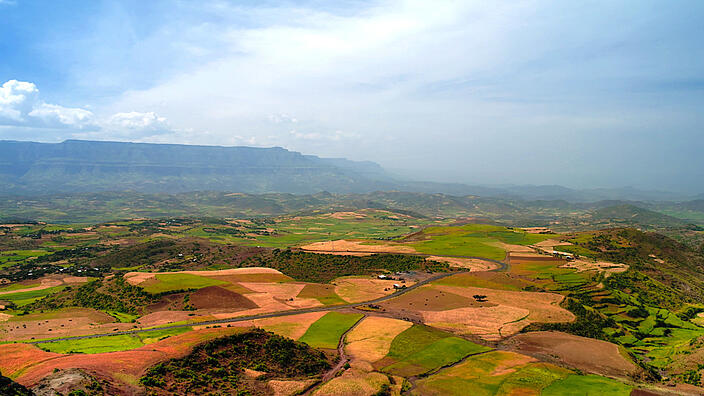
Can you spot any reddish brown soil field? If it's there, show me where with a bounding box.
[503,331,638,378]
[190,286,258,310]
[13,326,249,393]
[510,255,566,263]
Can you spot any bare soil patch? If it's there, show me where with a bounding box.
[124,267,284,286]
[560,259,628,277]
[300,240,417,254]
[510,255,566,263]
[504,331,638,377]
[433,285,573,324]
[426,256,499,271]
[190,286,258,310]
[379,285,490,312]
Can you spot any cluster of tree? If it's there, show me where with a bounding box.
[27,276,159,314]
[240,249,449,283]
[141,329,330,394]
[525,298,617,341]
[0,371,33,396]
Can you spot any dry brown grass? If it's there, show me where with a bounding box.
[254,311,327,340]
[313,368,389,396]
[1,308,122,342]
[334,276,407,303]
[345,317,412,365]
[268,379,317,396]
[422,305,530,341]
[504,331,638,377]
[426,256,499,271]
[560,260,628,277]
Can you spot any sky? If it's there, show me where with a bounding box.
[0,0,702,192]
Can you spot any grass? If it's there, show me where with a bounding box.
[432,273,525,291]
[0,283,40,293]
[37,327,192,354]
[139,273,227,294]
[0,285,67,306]
[408,224,557,260]
[384,337,489,377]
[382,324,490,376]
[541,374,632,395]
[297,312,363,349]
[413,351,571,396]
[107,311,139,323]
[182,210,440,249]
[296,284,346,306]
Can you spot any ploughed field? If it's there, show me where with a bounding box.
[0,215,703,395]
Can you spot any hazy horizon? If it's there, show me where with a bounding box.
[1,1,702,193]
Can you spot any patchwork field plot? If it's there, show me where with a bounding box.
[378,278,573,340]
[6,326,249,392]
[333,275,414,303]
[37,326,192,354]
[345,316,413,367]
[407,224,558,260]
[504,331,638,378]
[377,324,490,377]
[413,350,575,396]
[298,312,364,349]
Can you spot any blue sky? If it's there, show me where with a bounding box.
[0,0,702,192]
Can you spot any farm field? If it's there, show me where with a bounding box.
[297,311,363,349]
[1,211,704,395]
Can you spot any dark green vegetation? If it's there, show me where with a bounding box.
[0,371,34,396]
[27,276,159,315]
[240,249,450,283]
[526,229,704,383]
[2,190,703,246]
[140,328,330,395]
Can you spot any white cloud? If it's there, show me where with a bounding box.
[107,111,169,132]
[0,79,96,129]
[0,80,175,139]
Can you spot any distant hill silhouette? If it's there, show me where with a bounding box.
[0,140,698,201]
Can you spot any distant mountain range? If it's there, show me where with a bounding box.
[0,140,697,202]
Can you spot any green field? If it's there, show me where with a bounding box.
[37,327,192,354]
[541,374,632,395]
[297,312,363,349]
[413,351,571,396]
[297,284,347,306]
[408,224,557,260]
[0,285,67,307]
[185,210,440,248]
[382,324,490,377]
[140,273,226,294]
[0,282,40,293]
